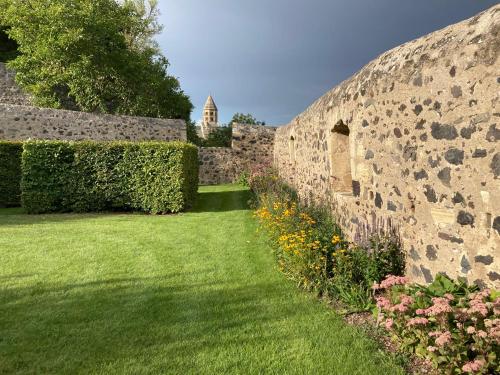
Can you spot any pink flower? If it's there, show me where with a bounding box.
[400,294,414,306]
[444,293,455,301]
[462,359,485,373]
[467,290,491,317]
[477,330,487,339]
[416,308,426,315]
[486,320,500,343]
[425,297,452,316]
[466,326,476,334]
[391,303,409,313]
[407,317,429,327]
[435,331,452,347]
[385,318,394,330]
[468,300,489,317]
[493,297,500,315]
[379,275,408,289]
[376,297,391,310]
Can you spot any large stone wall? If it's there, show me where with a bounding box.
[198,124,276,185]
[274,5,500,288]
[0,104,186,142]
[0,62,31,106]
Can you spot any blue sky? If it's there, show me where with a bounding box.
[156,0,498,125]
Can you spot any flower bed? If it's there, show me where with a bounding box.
[249,167,499,374]
[374,274,499,374]
[251,167,405,311]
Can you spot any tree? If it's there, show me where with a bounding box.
[202,126,232,147]
[0,0,192,122]
[121,0,162,53]
[229,113,265,126]
[186,121,202,146]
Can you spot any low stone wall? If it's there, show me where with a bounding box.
[0,62,31,106]
[198,148,237,185]
[198,124,276,185]
[0,104,186,142]
[274,5,499,288]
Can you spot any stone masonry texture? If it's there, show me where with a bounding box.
[273,5,500,288]
[0,104,186,142]
[0,63,31,106]
[0,62,186,142]
[198,124,276,185]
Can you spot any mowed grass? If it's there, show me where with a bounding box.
[0,185,404,375]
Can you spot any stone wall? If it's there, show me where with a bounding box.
[0,104,186,142]
[0,62,31,106]
[232,123,276,170]
[199,148,237,185]
[198,124,276,185]
[274,5,500,288]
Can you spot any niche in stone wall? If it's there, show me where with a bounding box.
[288,136,296,164]
[329,120,353,194]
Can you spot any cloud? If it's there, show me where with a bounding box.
[156,0,498,125]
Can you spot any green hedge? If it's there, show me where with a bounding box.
[0,141,23,207]
[21,140,199,214]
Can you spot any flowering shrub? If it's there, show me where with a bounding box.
[251,171,500,373]
[255,197,342,291]
[374,274,500,374]
[252,171,405,310]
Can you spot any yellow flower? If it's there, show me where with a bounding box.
[331,235,341,244]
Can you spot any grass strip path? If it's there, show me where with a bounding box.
[0,185,404,374]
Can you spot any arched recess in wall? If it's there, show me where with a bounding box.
[288,136,296,164]
[329,120,353,194]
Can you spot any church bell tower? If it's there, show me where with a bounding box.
[201,95,218,138]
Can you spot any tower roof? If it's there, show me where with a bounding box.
[204,95,217,111]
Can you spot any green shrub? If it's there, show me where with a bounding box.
[252,170,405,311]
[21,141,74,213]
[21,140,198,214]
[125,142,199,213]
[0,141,23,207]
[71,142,129,212]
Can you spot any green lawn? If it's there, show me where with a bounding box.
[0,185,404,374]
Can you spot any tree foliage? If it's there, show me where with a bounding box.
[186,121,202,146]
[202,126,232,148]
[0,0,192,121]
[229,113,265,126]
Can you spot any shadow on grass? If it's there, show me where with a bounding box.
[191,188,252,213]
[0,275,306,373]
[0,186,251,225]
[0,209,139,226]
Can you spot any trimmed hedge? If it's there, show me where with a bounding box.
[0,141,23,207]
[21,140,199,214]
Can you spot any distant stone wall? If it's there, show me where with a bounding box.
[199,148,236,185]
[274,5,499,288]
[198,124,276,185]
[0,104,186,142]
[232,123,276,169]
[0,62,31,106]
